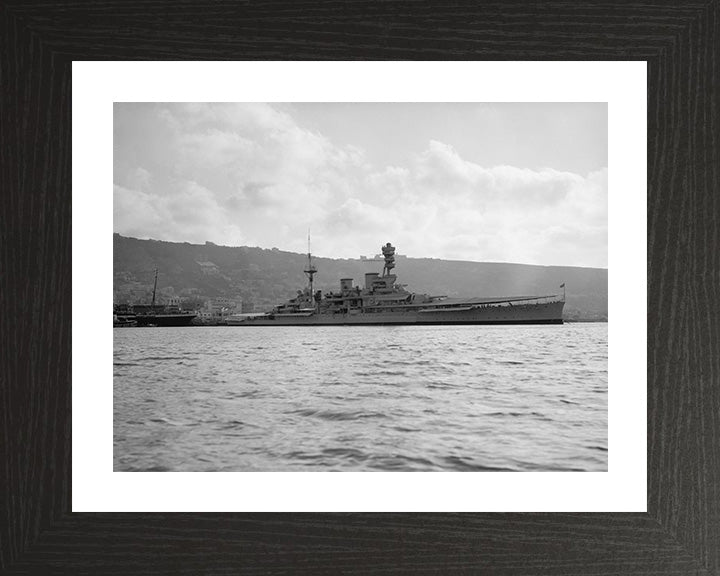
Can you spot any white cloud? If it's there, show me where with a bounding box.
[114,103,607,267]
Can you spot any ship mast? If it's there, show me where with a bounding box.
[151,268,158,309]
[381,243,396,276]
[303,231,317,302]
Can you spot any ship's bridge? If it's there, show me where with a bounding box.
[370,274,397,292]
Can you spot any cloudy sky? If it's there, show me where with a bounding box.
[114,103,607,267]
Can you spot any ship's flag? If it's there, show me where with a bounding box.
[560,283,565,288]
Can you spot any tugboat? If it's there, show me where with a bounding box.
[134,269,197,327]
[230,242,565,326]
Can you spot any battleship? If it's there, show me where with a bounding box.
[228,242,565,326]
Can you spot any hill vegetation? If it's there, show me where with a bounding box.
[113,234,608,321]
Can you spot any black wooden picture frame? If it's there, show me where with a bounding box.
[2,1,718,574]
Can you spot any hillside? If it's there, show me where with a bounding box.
[113,234,608,321]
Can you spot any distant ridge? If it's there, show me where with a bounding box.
[113,234,607,321]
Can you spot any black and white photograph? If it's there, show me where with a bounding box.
[113,102,608,472]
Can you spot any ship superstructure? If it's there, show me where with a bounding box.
[231,242,565,326]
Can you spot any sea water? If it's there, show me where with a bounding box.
[113,323,608,471]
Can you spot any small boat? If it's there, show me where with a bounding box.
[113,313,137,327]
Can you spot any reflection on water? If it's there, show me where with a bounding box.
[114,323,608,471]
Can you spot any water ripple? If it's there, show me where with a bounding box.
[114,323,608,472]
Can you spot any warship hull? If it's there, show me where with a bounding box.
[233,300,564,326]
